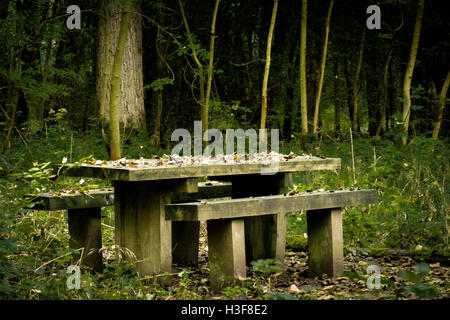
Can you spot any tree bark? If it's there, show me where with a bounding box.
[312,0,334,134]
[260,0,278,130]
[432,68,450,139]
[300,0,308,136]
[97,0,146,131]
[109,0,132,160]
[401,0,425,147]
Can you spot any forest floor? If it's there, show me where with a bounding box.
[91,223,449,301]
[159,231,449,300]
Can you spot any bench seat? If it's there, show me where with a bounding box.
[27,182,232,272]
[166,189,376,221]
[165,189,376,290]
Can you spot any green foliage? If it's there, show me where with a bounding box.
[146,77,174,92]
[284,136,450,252]
[251,259,282,275]
[398,262,440,299]
[221,285,249,299]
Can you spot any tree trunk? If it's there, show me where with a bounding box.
[97,0,146,131]
[432,68,450,139]
[401,0,425,147]
[204,0,220,134]
[300,0,308,136]
[352,30,365,132]
[260,0,278,130]
[376,48,392,136]
[312,0,334,134]
[99,0,111,154]
[109,0,132,160]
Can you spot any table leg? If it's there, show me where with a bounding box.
[306,208,344,277]
[114,179,197,277]
[230,172,293,265]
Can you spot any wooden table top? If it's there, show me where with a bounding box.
[61,154,341,182]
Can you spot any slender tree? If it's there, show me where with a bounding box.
[204,0,220,133]
[179,0,220,134]
[432,68,450,139]
[312,0,334,134]
[299,0,308,136]
[401,0,425,146]
[260,0,278,130]
[352,30,365,132]
[109,0,131,160]
[99,1,111,153]
[376,48,393,136]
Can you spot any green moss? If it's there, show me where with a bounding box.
[286,233,308,252]
[369,247,391,257]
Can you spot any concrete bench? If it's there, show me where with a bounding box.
[165,189,376,290]
[27,182,232,272]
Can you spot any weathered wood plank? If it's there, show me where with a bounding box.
[165,189,376,221]
[29,190,114,210]
[62,157,341,181]
[68,208,103,272]
[307,208,344,277]
[207,219,246,291]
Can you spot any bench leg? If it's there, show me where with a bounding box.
[207,219,246,291]
[172,221,200,265]
[68,208,103,272]
[306,208,344,278]
[231,173,292,265]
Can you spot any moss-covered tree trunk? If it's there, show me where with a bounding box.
[352,30,365,132]
[312,0,334,134]
[260,0,278,130]
[204,0,220,134]
[401,0,425,147]
[109,0,132,160]
[432,68,450,139]
[98,1,111,154]
[299,0,308,136]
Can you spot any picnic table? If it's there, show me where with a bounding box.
[62,154,341,281]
